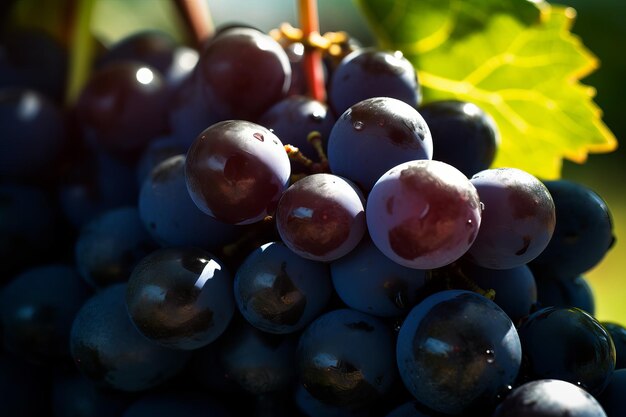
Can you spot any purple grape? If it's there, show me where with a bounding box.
[327,97,433,191]
[366,159,482,269]
[467,167,556,269]
[185,120,291,225]
[276,173,366,262]
[328,48,421,117]
[197,27,291,121]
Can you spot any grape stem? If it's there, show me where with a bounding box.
[173,0,214,47]
[298,0,326,102]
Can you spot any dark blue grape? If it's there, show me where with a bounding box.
[138,155,242,250]
[0,88,66,180]
[185,120,291,225]
[197,27,291,120]
[384,401,439,417]
[75,206,158,288]
[126,247,235,350]
[297,308,397,409]
[234,241,333,333]
[366,160,481,269]
[602,322,626,370]
[331,237,427,317]
[493,379,607,417]
[327,97,432,191]
[1,264,91,364]
[70,284,190,392]
[530,180,615,279]
[136,135,187,186]
[219,320,298,394]
[396,290,521,415]
[517,306,615,395]
[535,274,595,315]
[276,173,366,261]
[418,100,499,178]
[467,168,556,269]
[328,48,420,117]
[597,368,626,417]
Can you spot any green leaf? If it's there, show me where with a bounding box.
[355,0,617,179]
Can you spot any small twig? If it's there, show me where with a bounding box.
[298,0,326,102]
[285,144,315,167]
[173,0,214,47]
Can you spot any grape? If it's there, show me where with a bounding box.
[234,241,333,334]
[327,97,433,191]
[70,284,190,392]
[517,306,615,395]
[276,173,366,261]
[418,100,499,178]
[602,322,626,370]
[296,308,397,409]
[0,88,66,180]
[185,120,291,225]
[1,264,91,364]
[219,319,298,394]
[294,384,371,417]
[384,401,440,417]
[366,159,482,269]
[74,206,158,288]
[535,274,595,315]
[328,48,421,117]
[138,155,242,250]
[330,237,427,317]
[493,379,607,417]
[396,290,521,415]
[467,167,556,269]
[125,247,235,350]
[76,62,169,156]
[136,135,187,186]
[258,95,335,171]
[529,180,615,279]
[196,27,291,121]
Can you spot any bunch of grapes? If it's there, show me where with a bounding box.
[0,9,624,417]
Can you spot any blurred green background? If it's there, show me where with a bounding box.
[8,0,626,323]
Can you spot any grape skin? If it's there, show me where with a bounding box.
[185,120,291,225]
[366,160,481,270]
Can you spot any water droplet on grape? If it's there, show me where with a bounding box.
[480,202,485,211]
[253,132,264,142]
[353,121,364,130]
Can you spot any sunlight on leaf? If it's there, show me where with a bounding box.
[355,0,617,179]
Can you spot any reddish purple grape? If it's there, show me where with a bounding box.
[467,168,556,269]
[185,120,291,225]
[366,160,482,269]
[276,173,366,262]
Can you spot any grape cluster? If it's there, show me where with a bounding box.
[0,22,623,417]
